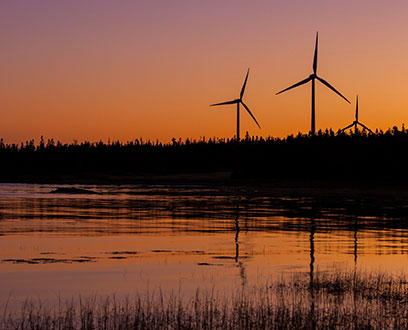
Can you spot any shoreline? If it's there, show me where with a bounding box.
[1,172,408,199]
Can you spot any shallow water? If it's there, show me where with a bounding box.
[1,183,408,311]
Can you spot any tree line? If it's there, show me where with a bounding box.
[0,126,407,183]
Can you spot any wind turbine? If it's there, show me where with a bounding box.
[276,32,350,135]
[341,95,373,134]
[210,69,261,141]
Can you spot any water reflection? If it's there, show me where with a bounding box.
[354,218,358,265]
[234,197,246,287]
[309,212,316,329]
[1,185,408,238]
[1,184,408,311]
[309,213,315,286]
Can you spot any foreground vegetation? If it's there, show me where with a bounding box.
[1,127,408,183]
[3,269,408,329]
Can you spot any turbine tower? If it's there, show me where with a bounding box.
[276,32,350,135]
[210,69,261,141]
[341,95,373,134]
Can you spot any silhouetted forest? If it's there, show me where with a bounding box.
[1,127,407,183]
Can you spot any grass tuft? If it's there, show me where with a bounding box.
[2,269,408,329]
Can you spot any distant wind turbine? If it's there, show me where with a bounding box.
[341,95,373,134]
[210,69,261,141]
[276,32,350,136]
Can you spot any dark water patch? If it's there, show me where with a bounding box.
[71,258,95,263]
[3,259,38,264]
[75,256,98,259]
[197,262,223,266]
[2,257,95,264]
[151,250,172,253]
[49,187,100,195]
[175,250,205,255]
[212,256,235,260]
[108,256,127,259]
[27,258,60,264]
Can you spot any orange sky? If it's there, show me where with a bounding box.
[1,1,408,144]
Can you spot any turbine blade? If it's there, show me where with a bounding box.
[313,32,318,74]
[241,101,261,129]
[240,68,250,100]
[358,122,374,134]
[276,77,312,95]
[355,95,359,121]
[341,123,354,132]
[210,100,238,107]
[316,77,350,103]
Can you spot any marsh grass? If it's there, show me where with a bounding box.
[3,269,408,329]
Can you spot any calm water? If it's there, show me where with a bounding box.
[1,183,408,311]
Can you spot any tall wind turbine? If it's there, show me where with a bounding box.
[341,95,373,134]
[210,69,261,141]
[276,32,350,135]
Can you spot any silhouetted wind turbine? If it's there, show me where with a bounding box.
[210,69,261,141]
[341,95,373,134]
[276,32,350,135]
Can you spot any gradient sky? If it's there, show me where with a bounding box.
[1,0,408,143]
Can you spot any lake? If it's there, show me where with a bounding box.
[1,183,408,312]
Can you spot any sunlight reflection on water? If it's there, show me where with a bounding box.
[1,183,408,311]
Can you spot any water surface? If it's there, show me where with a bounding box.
[1,183,408,311]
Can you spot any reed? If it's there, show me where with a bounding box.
[2,269,408,329]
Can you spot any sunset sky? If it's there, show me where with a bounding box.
[1,0,408,144]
